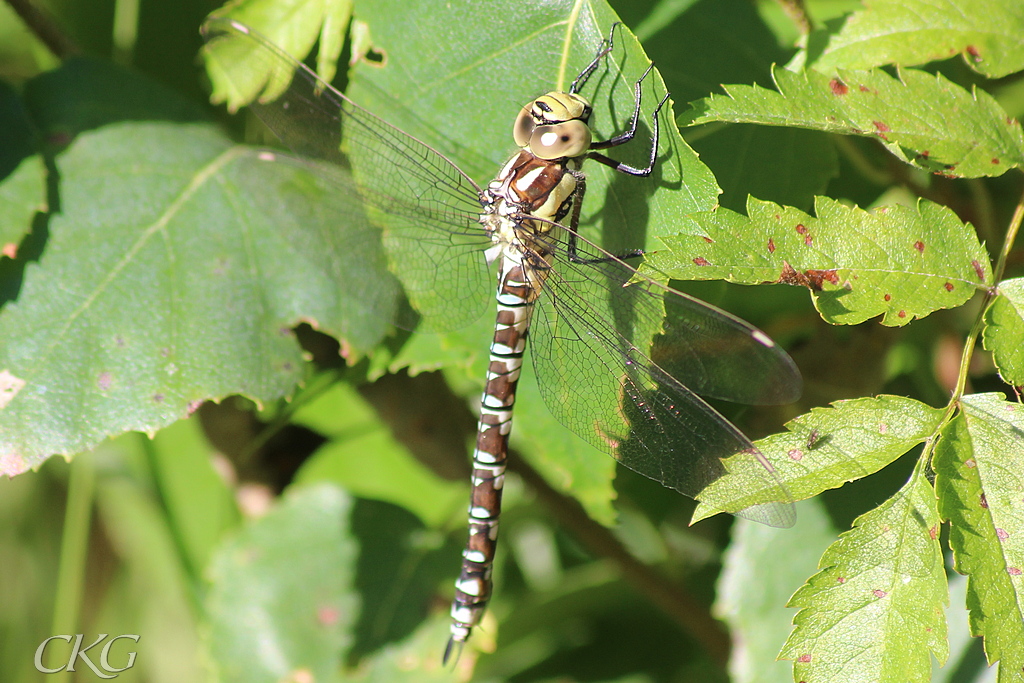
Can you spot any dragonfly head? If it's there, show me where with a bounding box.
[513,91,593,160]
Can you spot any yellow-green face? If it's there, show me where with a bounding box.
[512,91,594,161]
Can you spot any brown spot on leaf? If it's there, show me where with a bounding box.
[997,528,1009,540]
[992,158,1000,164]
[693,257,710,266]
[966,458,976,468]
[2,243,16,259]
[768,238,776,253]
[829,78,848,95]
[898,310,907,318]
[980,494,988,508]
[873,589,887,598]
[884,293,892,301]
[795,223,807,235]
[972,260,985,280]
[873,121,890,140]
[929,526,937,540]
[788,449,804,461]
[702,235,714,244]
[1009,567,1022,576]
[945,282,954,291]
[913,241,924,253]
[777,263,838,290]
[859,85,870,92]
[837,576,846,583]
[966,45,981,62]
[797,654,812,663]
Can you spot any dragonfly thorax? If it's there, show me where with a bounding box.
[513,91,594,160]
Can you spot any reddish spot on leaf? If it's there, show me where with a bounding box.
[944,282,954,291]
[898,310,907,318]
[1009,567,1023,576]
[1,243,15,259]
[859,85,870,92]
[768,238,776,253]
[186,400,204,415]
[997,528,1009,540]
[913,241,924,253]
[788,449,804,461]
[980,494,988,509]
[795,224,806,234]
[837,576,846,584]
[884,293,892,301]
[992,158,1000,164]
[972,260,985,280]
[829,78,848,95]
[929,526,937,540]
[796,654,812,664]
[98,372,113,391]
[966,458,977,468]
[878,422,888,434]
[966,45,982,62]
[920,150,930,159]
[702,235,714,244]
[774,214,781,221]
[873,589,887,598]
[873,121,890,140]
[318,606,341,626]
[693,256,710,266]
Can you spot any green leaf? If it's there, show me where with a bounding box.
[813,0,1024,79]
[779,463,948,683]
[147,416,239,576]
[649,196,989,326]
[0,122,399,474]
[983,277,1024,386]
[682,65,1024,178]
[206,483,357,683]
[934,393,1024,676]
[694,395,944,521]
[292,381,464,529]
[0,156,44,256]
[715,498,837,683]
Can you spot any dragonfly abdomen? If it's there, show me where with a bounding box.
[448,253,538,654]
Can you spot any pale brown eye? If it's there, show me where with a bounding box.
[513,107,536,148]
[529,120,592,160]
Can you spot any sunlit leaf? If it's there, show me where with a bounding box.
[934,393,1024,676]
[813,0,1024,79]
[682,65,1024,178]
[779,465,948,683]
[983,278,1024,386]
[695,395,944,520]
[650,196,989,326]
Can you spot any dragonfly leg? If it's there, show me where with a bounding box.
[569,22,621,95]
[562,169,646,265]
[587,87,671,177]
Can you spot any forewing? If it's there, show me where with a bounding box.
[203,18,493,331]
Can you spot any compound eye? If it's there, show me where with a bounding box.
[513,107,536,148]
[530,119,592,160]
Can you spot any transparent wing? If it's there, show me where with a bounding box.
[529,227,801,526]
[202,18,493,331]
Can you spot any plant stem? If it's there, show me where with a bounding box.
[51,453,96,636]
[4,0,78,59]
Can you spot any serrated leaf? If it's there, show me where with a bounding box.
[649,196,989,326]
[934,393,1024,676]
[813,0,1024,79]
[983,278,1024,386]
[715,498,837,683]
[205,0,353,108]
[682,65,1024,178]
[0,122,400,474]
[694,395,944,521]
[206,484,357,683]
[779,463,948,683]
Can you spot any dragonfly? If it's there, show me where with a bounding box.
[202,18,802,660]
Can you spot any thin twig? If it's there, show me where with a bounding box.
[506,454,732,666]
[4,0,79,59]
